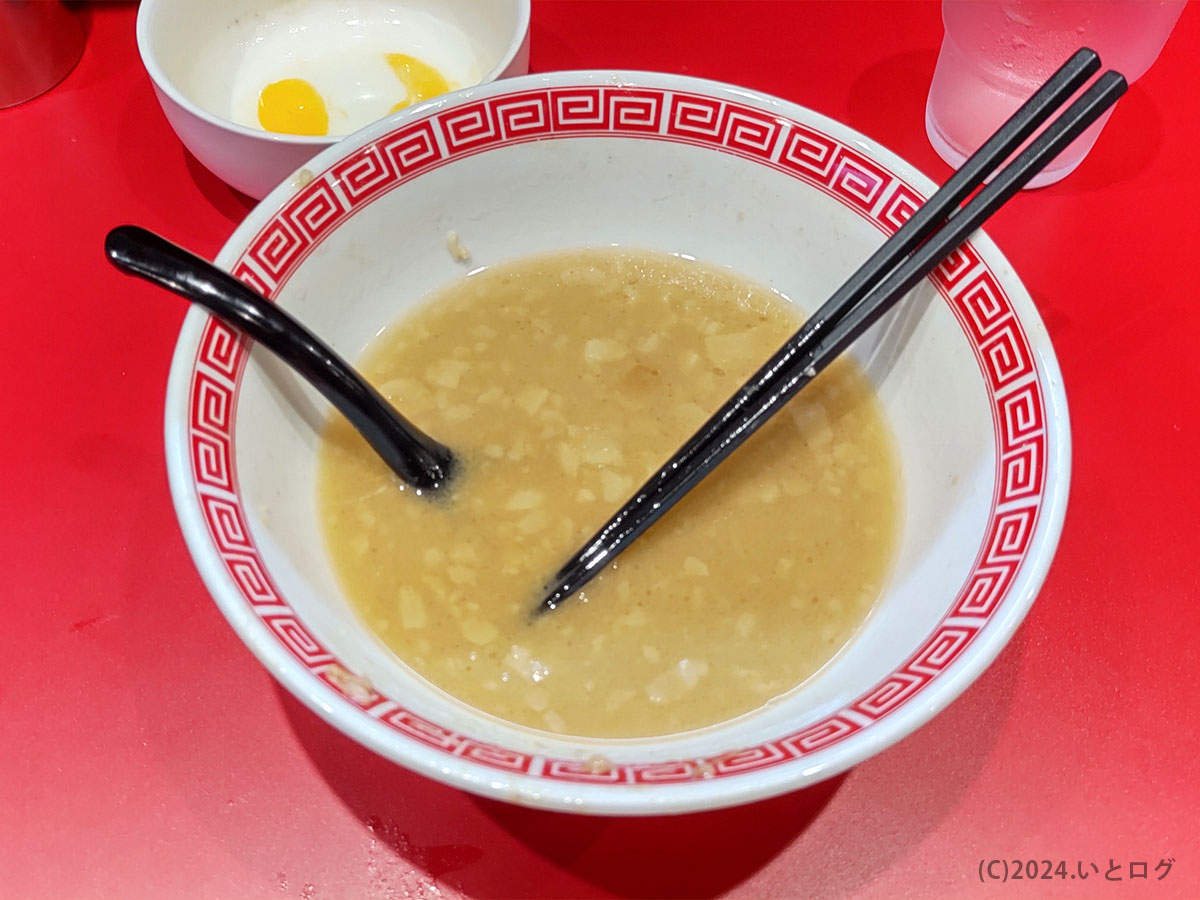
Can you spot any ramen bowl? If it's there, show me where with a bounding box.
[137,0,531,198]
[164,70,1069,815]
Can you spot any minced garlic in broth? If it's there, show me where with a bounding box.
[317,248,900,738]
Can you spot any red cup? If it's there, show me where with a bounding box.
[0,0,85,109]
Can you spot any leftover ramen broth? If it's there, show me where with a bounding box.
[317,249,901,738]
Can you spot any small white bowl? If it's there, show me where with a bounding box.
[164,70,1070,815]
[137,0,530,198]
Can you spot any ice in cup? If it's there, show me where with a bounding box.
[925,0,1185,187]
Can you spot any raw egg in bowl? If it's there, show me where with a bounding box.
[137,0,530,197]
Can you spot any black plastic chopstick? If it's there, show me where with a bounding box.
[538,65,1128,613]
[539,48,1101,593]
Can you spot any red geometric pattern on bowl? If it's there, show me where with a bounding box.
[666,93,783,159]
[186,85,1047,785]
[550,88,662,132]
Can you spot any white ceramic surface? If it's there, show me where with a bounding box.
[137,0,531,198]
[165,70,1070,815]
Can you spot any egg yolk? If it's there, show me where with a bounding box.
[258,78,329,136]
[386,53,452,112]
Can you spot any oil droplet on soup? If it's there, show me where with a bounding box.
[317,249,901,738]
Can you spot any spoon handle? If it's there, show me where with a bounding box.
[105,225,455,492]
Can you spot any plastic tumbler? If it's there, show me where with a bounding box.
[925,0,1186,188]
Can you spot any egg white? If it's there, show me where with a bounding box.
[228,0,483,136]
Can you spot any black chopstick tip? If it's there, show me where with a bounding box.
[532,575,587,618]
[1101,70,1129,95]
[534,587,568,618]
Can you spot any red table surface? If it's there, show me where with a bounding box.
[3,2,1199,898]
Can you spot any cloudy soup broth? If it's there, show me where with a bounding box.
[317,248,901,738]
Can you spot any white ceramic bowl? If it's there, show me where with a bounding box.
[165,70,1069,815]
[137,0,531,199]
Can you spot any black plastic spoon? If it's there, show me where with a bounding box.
[105,225,456,492]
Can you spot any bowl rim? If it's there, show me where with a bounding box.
[135,0,532,147]
[164,68,1071,815]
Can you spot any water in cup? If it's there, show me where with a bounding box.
[926,0,1185,187]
